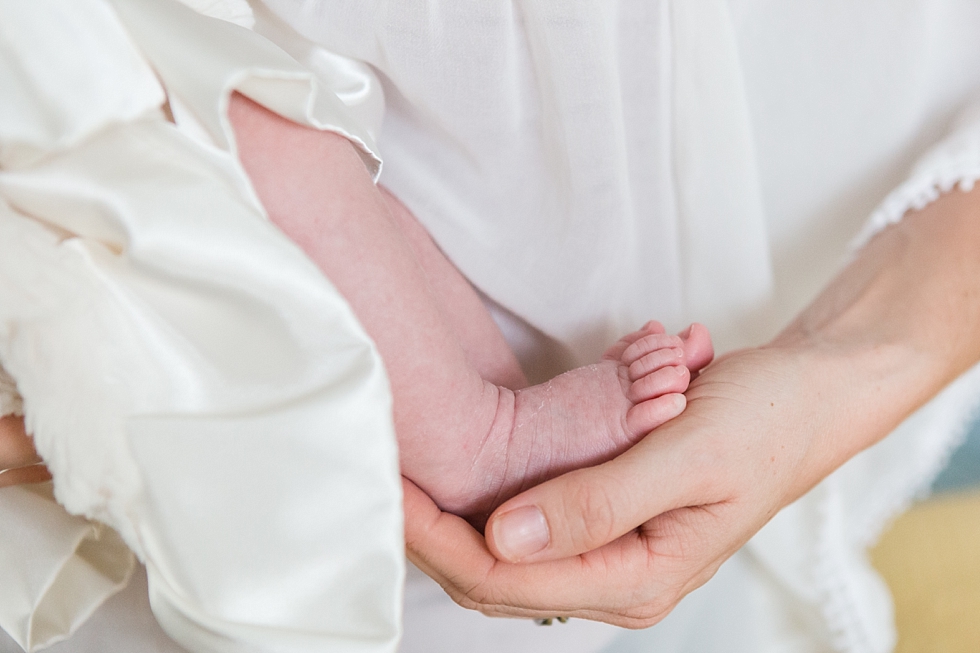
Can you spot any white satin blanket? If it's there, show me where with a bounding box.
[0,1,402,651]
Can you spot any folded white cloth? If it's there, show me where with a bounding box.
[0,1,402,651]
[6,1,980,652]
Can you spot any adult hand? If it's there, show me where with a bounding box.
[0,415,51,488]
[405,345,857,626]
[405,184,980,627]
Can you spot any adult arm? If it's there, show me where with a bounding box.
[404,183,980,626]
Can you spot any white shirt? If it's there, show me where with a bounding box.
[264,2,980,652]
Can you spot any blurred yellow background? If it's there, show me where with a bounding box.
[870,423,980,653]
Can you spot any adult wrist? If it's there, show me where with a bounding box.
[764,321,938,466]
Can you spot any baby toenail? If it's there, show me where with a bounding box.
[492,505,550,561]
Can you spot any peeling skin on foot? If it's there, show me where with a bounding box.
[421,321,713,520]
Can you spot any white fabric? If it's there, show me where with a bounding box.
[0,1,401,652]
[0,483,133,652]
[854,104,980,249]
[4,1,980,653]
[0,565,189,653]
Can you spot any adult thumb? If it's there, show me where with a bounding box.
[484,440,687,563]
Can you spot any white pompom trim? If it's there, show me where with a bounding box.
[852,117,980,250]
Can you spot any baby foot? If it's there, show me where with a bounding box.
[437,321,712,521]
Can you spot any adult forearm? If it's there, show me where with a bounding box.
[770,184,980,472]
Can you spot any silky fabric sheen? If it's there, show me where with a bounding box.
[0,1,402,651]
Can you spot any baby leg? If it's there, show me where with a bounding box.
[229,94,519,505]
[228,93,711,519]
[379,187,527,390]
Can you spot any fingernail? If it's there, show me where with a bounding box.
[492,505,550,561]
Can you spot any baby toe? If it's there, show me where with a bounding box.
[628,347,685,381]
[622,333,683,365]
[625,393,686,437]
[640,320,666,335]
[627,364,690,403]
[679,323,714,373]
[604,321,669,361]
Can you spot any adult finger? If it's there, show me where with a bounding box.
[402,476,495,593]
[483,414,723,563]
[0,415,42,469]
[0,416,51,488]
[403,476,706,626]
[0,464,52,488]
[403,476,548,618]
